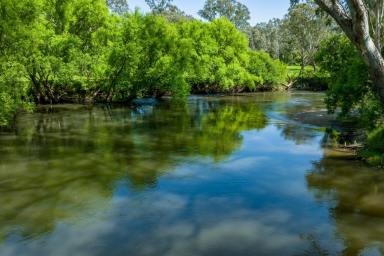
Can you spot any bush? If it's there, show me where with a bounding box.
[294,69,329,91]
[367,128,384,153]
[357,127,384,166]
[316,34,372,117]
[248,51,287,89]
[0,62,33,126]
[0,1,288,126]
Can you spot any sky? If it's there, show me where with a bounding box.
[128,0,290,25]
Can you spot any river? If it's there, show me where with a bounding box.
[0,92,383,256]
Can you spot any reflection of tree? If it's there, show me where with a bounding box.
[300,234,331,256]
[276,123,318,145]
[306,152,384,255]
[136,99,267,161]
[0,98,267,239]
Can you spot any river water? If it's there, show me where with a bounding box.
[0,92,383,256]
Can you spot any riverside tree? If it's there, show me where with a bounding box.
[283,3,329,72]
[198,0,251,29]
[292,0,384,106]
[0,0,287,127]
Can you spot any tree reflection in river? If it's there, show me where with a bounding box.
[0,98,267,239]
[2,93,383,256]
[307,150,384,255]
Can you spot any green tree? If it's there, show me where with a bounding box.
[292,0,384,106]
[198,0,251,29]
[145,0,192,22]
[145,0,173,13]
[283,3,328,72]
[0,0,287,127]
[316,34,372,118]
[106,0,129,15]
[250,19,284,60]
[0,0,42,126]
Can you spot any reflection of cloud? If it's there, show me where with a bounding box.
[219,156,269,171]
[195,220,303,256]
[0,191,308,256]
[0,216,116,256]
[142,205,305,256]
[244,128,322,157]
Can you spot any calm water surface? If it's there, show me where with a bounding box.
[0,92,383,256]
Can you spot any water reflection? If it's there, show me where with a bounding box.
[0,98,268,239]
[0,93,383,256]
[307,151,384,255]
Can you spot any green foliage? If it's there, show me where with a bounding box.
[283,3,329,69]
[145,0,173,13]
[360,127,384,166]
[317,34,384,166]
[316,35,383,127]
[287,65,312,77]
[250,19,284,60]
[248,51,287,87]
[108,15,287,96]
[249,3,331,66]
[0,62,33,126]
[198,0,251,29]
[367,127,384,153]
[0,0,286,127]
[293,69,329,91]
[106,0,129,15]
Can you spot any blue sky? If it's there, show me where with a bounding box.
[128,0,290,25]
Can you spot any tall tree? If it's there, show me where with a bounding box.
[106,0,129,15]
[292,0,384,105]
[145,0,191,21]
[145,0,173,13]
[283,3,328,72]
[250,19,284,60]
[198,0,250,29]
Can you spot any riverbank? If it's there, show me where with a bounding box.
[5,91,382,168]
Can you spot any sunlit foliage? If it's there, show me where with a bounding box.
[0,0,286,127]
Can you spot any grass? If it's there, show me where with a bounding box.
[287,65,314,77]
[359,127,384,166]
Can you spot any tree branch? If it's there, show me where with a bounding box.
[314,0,354,40]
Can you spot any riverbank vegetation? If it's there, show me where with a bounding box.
[0,0,287,127]
[254,0,384,166]
[1,0,383,166]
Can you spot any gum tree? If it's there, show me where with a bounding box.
[292,0,384,104]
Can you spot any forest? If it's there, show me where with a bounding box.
[0,0,384,165]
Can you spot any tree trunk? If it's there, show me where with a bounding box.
[349,0,384,105]
[300,49,305,76]
[314,0,384,105]
[359,37,384,104]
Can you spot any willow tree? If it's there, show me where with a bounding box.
[293,0,384,104]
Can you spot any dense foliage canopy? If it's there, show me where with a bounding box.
[0,0,287,127]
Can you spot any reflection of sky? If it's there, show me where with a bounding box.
[2,93,382,256]
[0,122,341,256]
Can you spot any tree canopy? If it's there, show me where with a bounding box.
[198,0,251,29]
[0,0,286,127]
